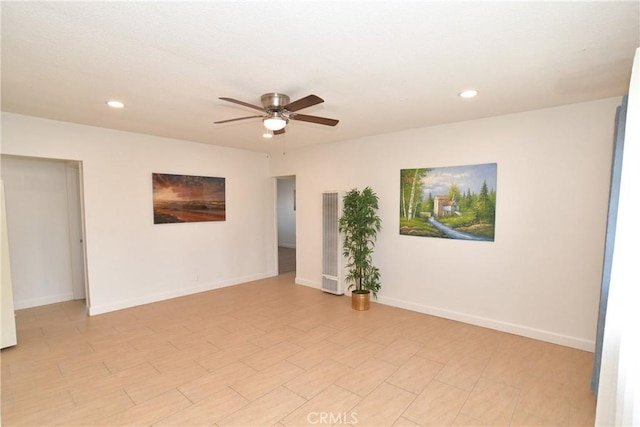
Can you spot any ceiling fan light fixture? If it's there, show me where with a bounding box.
[262,130,273,139]
[263,113,287,131]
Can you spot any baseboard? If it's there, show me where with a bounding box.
[88,272,277,316]
[376,295,595,352]
[294,277,321,289]
[14,292,75,310]
[291,276,594,352]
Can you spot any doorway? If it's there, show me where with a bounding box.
[276,176,296,274]
[0,155,88,309]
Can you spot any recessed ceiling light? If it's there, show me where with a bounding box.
[106,100,125,108]
[459,90,478,99]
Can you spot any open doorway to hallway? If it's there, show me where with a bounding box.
[276,176,296,274]
[0,155,88,310]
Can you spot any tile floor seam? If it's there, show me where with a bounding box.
[280,382,312,401]
[194,358,212,373]
[382,378,424,397]
[123,388,137,406]
[147,360,164,375]
[506,388,523,427]
[175,386,197,405]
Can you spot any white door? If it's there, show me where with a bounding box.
[1,181,18,348]
[66,163,86,301]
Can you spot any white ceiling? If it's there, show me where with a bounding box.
[1,1,638,154]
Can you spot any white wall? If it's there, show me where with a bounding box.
[595,48,640,426]
[271,97,620,350]
[277,177,296,248]
[1,156,76,309]
[0,113,276,315]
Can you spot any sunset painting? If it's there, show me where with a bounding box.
[152,173,226,224]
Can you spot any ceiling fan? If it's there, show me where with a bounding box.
[214,93,339,135]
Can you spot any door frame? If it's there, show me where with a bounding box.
[275,175,297,275]
[65,161,89,305]
[1,154,90,310]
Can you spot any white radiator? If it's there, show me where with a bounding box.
[322,191,344,295]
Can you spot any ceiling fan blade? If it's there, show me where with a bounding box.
[214,115,263,124]
[273,128,285,135]
[284,94,324,112]
[289,113,339,126]
[219,97,264,112]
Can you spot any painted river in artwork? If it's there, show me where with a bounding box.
[427,217,493,241]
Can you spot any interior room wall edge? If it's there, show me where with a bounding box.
[13,292,75,310]
[375,294,595,351]
[294,276,593,351]
[89,271,277,316]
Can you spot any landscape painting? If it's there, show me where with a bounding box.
[400,163,497,241]
[152,173,226,224]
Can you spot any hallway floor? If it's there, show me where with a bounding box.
[278,246,296,274]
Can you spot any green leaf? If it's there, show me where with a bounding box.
[339,187,382,297]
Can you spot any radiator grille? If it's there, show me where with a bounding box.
[322,276,339,294]
[322,191,344,295]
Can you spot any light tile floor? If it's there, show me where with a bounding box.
[1,273,596,426]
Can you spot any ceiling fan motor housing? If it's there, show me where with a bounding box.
[261,93,290,112]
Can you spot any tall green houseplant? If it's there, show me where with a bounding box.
[339,187,382,305]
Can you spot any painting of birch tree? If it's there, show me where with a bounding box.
[400,163,497,241]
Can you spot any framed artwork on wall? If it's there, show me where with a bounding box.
[152,173,226,224]
[400,163,497,241]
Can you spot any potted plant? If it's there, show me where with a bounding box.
[338,186,382,311]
